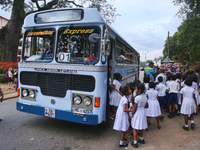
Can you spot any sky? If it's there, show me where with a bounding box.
[109,0,183,61]
[0,0,183,62]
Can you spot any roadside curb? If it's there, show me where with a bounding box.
[4,96,19,101]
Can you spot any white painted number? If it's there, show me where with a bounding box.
[58,52,70,62]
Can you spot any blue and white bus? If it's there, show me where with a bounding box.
[17,8,140,125]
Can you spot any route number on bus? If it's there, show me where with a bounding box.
[58,52,70,62]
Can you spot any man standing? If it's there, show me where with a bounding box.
[155,69,167,85]
[144,62,155,81]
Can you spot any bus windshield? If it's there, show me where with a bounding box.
[56,26,100,64]
[22,28,55,62]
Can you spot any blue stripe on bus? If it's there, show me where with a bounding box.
[16,102,98,125]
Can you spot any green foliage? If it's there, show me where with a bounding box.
[171,0,200,63]
[0,74,8,83]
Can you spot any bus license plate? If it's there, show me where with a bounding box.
[45,108,55,118]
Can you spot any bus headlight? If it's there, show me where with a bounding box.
[30,90,35,98]
[22,89,29,97]
[74,96,82,105]
[83,97,92,106]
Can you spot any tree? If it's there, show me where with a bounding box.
[162,31,190,63]
[0,0,119,62]
[0,0,25,62]
[173,0,200,63]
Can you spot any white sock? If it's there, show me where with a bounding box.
[140,137,144,140]
[188,115,190,117]
[185,125,188,128]
[134,140,137,144]
[177,111,180,114]
[120,141,123,145]
[175,104,178,109]
[191,120,194,124]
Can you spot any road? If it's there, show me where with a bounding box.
[0,71,200,150]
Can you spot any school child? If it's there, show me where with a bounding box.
[109,73,122,119]
[192,75,200,107]
[155,76,167,118]
[167,75,180,119]
[180,78,198,131]
[145,81,161,130]
[113,86,133,147]
[143,75,150,93]
[131,83,148,148]
[165,74,172,109]
[176,73,182,116]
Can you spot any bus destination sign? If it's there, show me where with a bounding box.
[35,68,77,73]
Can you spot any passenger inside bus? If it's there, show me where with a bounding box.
[118,50,134,63]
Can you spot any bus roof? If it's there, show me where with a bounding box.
[23,8,105,28]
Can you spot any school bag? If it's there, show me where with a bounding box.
[5,71,9,78]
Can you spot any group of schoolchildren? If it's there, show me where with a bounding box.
[109,70,199,148]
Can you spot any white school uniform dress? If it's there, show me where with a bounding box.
[192,82,200,105]
[145,88,161,117]
[113,96,129,132]
[131,93,147,130]
[176,79,181,105]
[144,83,149,93]
[109,79,121,107]
[180,86,196,115]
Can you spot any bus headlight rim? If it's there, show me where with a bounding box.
[30,90,35,98]
[22,89,29,97]
[74,95,82,105]
[83,96,92,106]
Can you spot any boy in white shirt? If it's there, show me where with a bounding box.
[155,76,167,118]
[167,75,180,119]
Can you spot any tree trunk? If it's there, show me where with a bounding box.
[0,0,25,62]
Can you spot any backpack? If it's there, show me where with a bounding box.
[5,71,9,78]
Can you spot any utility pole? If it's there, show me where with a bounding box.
[168,31,169,64]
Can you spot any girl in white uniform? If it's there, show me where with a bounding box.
[146,81,161,131]
[180,78,198,131]
[113,86,133,147]
[143,75,150,93]
[176,73,181,115]
[109,73,122,108]
[192,75,200,106]
[131,83,148,148]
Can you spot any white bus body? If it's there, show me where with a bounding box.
[16,8,140,125]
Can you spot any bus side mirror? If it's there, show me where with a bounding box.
[89,33,100,43]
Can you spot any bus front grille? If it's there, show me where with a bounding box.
[20,72,95,98]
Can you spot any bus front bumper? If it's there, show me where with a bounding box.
[16,102,98,125]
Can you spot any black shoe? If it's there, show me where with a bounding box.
[131,142,138,148]
[172,113,175,117]
[188,116,191,120]
[167,114,172,119]
[191,123,195,130]
[119,142,128,147]
[176,113,180,116]
[157,126,161,129]
[0,119,2,121]
[146,129,149,132]
[182,126,189,131]
[137,139,145,144]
